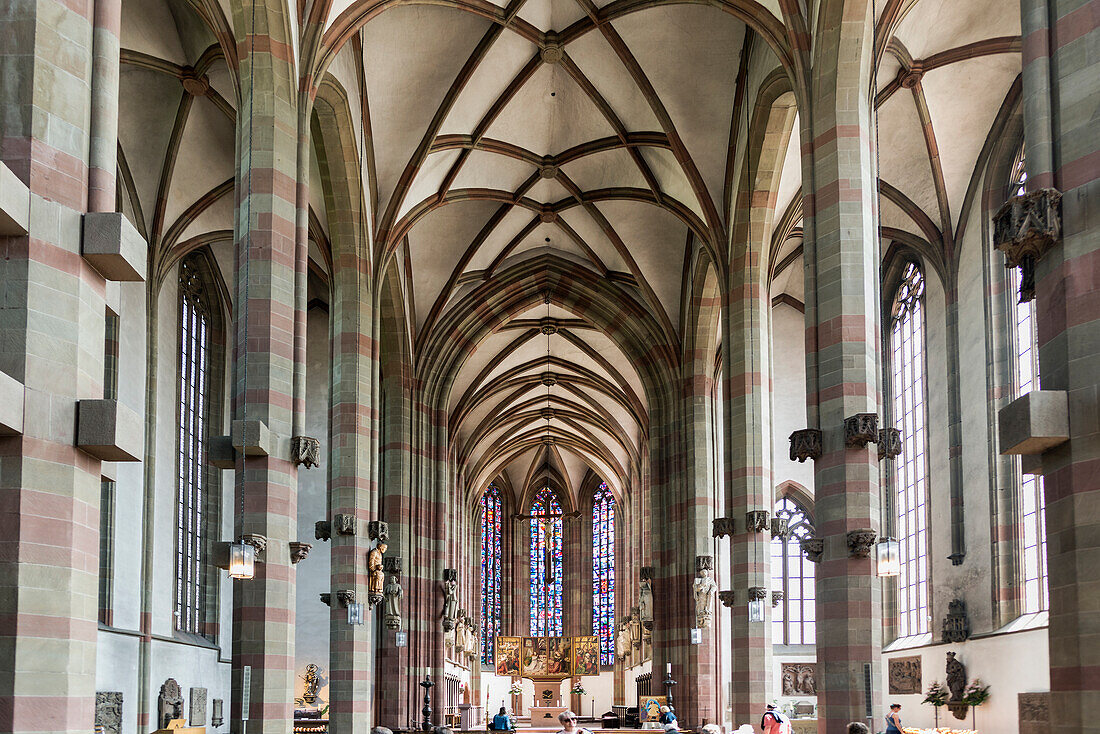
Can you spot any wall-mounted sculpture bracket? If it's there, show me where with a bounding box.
[800,538,824,563]
[845,413,878,448]
[336,589,356,608]
[289,542,312,564]
[846,529,877,558]
[383,556,403,575]
[368,520,390,543]
[998,390,1069,458]
[993,187,1062,302]
[291,436,321,468]
[789,429,822,462]
[745,510,770,533]
[877,427,903,460]
[712,517,735,538]
[334,514,357,536]
[315,520,331,541]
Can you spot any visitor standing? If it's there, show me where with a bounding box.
[760,705,792,734]
[885,704,903,734]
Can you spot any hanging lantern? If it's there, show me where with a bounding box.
[347,602,365,626]
[876,537,901,577]
[228,542,256,579]
[747,587,766,623]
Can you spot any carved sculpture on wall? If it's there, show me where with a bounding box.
[368,520,389,543]
[692,556,717,629]
[212,699,224,728]
[334,513,356,535]
[315,520,331,541]
[241,533,267,562]
[993,187,1062,301]
[158,678,184,728]
[95,691,123,734]
[746,510,770,533]
[888,656,922,694]
[942,599,970,643]
[615,619,630,660]
[640,568,654,631]
[384,573,403,629]
[846,529,877,558]
[1018,692,1050,734]
[629,607,642,648]
[771,591,784,608]
[336,589,356,607]
[878,427,902,460]
[367,542,387,606]
[712,517,735,539]
[945,652,967,702]
[301,664,321,705]
[781,664,816,695]
[289,541,312,564]
[770,516,789,539]
[190,687,208,726]
[789,429,822,462]
[441,571,459,631]
[800,537,824,563]
[319,592,331,606]
[845,413,878,448]
[291,435,321,468]
[455,610,470,656]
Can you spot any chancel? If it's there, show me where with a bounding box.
[0,1,1095,734]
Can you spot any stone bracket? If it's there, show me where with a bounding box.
[319,592,332,607]
[639,566,654,581]
[845,413,878,448]
[291,435,320,468]
[368,520,389,542]
[712,517,735,538]
[789,429,822,462]
[747,586,767,601]
[241,534,267,562]
[770,516,789,539]
[846,528,877,558]
[746,510,770,533]
[0,160,30,235]
[993,187,1062,302]
[877,427,902,460]
[336,589,356,608]
[206,435,235,469]
[998,390,1069,455]
[76,399,143,462]
[383,555,403,574]
[82,211,147,282]
[771,591,784,608]
[333,513,356,536]
[717,591,736,608]
[231,419,274,457]
[800,538,824,563]
[289,541,312,564]
[314,520,332,541]
[0,370,26,436]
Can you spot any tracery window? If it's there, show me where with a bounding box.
[591,482,616,665]
[770,497,815,645]
[530,487,563,636]
[891,262,930,636]
[176,254,217,634]
[480,483,503,664]
[1007,149,1048,613]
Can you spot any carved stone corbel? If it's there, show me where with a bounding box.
[771,591,784,608]
[878,427,903,460]
[383,556,403,574]
[770,516,789,539]
[315,520,331,541]
[800,538,824,563]
[320,592,331,607]
[846,529,877,558]
[368,520,389,542]
[718,591,736,608]
[289,542,312,564]
[712,517,736,539]
[993,187,1062,302]
[789,429,822,462]
[241,533,267,563]
[334,513,356,536]
[745,510,769,533]
[845,413,878,448]
[336,589,356,608]
[747,587,767,602]
[695,555,713,572]
[291,436,321,468]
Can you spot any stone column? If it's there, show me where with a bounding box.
[1018,1,1100,731]
[0,0,111,731]
[803,1,883,730]
[229,7,303,732]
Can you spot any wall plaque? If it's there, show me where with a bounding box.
[781,663,816,696]
[95,691,123,734]
[190,687,208,726]
[1019,692,1050,734]
[888,656,922,694]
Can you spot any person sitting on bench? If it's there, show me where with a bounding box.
[491,707,515,731]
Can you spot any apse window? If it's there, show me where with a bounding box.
[592,482,616,665]
[481,483,503,664]
[530,486,563,636]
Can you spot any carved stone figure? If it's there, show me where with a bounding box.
[781,664,816,695]
[95,691,123,734]
[629,607,642,648]
[212,699,224,727]
[456,611,470,654]
[158,678,184,728]
[718,590,736,608]
[384,573,403,629]
[942,599,971,643]
[615,621,629,660]
[889,656,922,695]
[945,652,967,702]
[639,577,653,629]
[190,687,207,726]
[367,542,387,605]
[289,541,312,564]
[301,663,321,705]
[442,576,459,631]
[692,566,718,628]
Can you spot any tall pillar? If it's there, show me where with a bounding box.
[1018,0,1100,730]
[0,0,108,730]
[803,1,883,730]
[229,6,303,731]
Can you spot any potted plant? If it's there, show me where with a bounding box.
[570,682,587,696]
[962,679,990,730]
[509,681,523,695]
[921,680,948,727]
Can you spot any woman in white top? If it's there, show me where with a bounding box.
[556,710,592,734]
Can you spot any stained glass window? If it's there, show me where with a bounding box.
[1006,152,1048,613]
[481,483,503,664]
[891,262,930,636]
[530,487,563,636]
[177,254,213,634]
[591,482,616,665]
[770,497,815,644]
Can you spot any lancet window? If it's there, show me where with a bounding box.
[530,487,563,636]
[592,482,616,664]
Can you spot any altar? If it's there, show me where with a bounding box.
[528,677,569,723]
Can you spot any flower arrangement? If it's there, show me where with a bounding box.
[962,679,990,707]
[570,682,587,696]
[922,681,949,708]
[508,681,522,695]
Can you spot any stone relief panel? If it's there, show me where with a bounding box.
[190,687,208,726]
[888,656,922,694]
[95,692,123,734]
[781,663,817,696]
[1018,692,1050,734]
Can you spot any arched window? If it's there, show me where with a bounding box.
[176,253,221,635]
[770,496,815,644]
[530,487,563,636]
[592,482,616,665]
[891,262,930,636]
[1007,149,1048,613]
[481,483,503,663]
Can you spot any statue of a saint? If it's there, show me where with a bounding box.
[629,607,642,648]
[692,566,717,628]
[367,543,387,603]
[383,574,403,629]
[442,577,458,630]
[615,621,629,660]
[456,611,470,654]
[300,663,320,705]
[945,652,967,701]
[640,578,653,627]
